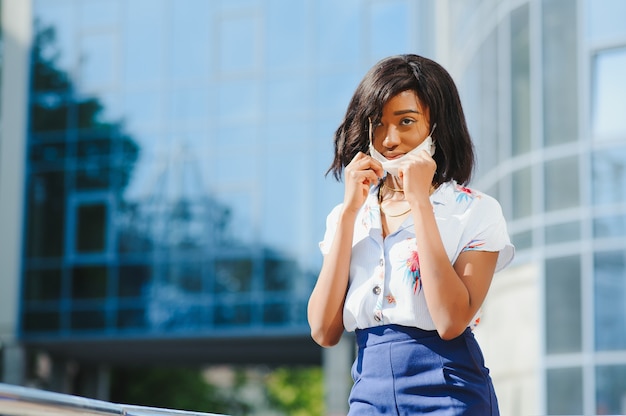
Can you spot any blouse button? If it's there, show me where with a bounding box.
[379,258,384,267]
[372,286,381,295]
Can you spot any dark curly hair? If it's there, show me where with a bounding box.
[327,54,475,186]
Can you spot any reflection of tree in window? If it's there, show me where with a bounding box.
[26,23,140,258]
[76,203,106,253]
[24,23,311,335]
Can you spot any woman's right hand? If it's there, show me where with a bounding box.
[343,152,384,213]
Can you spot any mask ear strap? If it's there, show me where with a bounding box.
[368,117,374,146]
[429,123,437,138]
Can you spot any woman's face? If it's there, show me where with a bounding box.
[371,90,431,160]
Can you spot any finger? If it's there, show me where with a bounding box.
[349,151,368,164]
[368,158,384,178]
[347,167,379,185]
[363,170,380,185]
[356,154,384,178]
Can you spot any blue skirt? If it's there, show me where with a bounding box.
[348,325,499,415]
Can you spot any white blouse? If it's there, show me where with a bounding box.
[319,181,515,332]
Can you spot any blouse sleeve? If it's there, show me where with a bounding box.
[319,204,343,256]
[461,195,515,273]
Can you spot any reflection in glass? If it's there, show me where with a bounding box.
[76,166,111,192]
[316,73,361,116]
[79,33,116,90]
[267,0,308,70]
[24,269,62,301]
[511,230,532,251]
[315,0,360,69]
[267,79,310,117]
[123,0,164,85]
[118,265,151,298]
[71,309,106,330]
[23,311,61,332]
[263,303,290,325]
[32,5,75,79]
[264,257,296,291]
[30,94,69,131]
[144,283,208,330]
[213,191,254,244]
[511,4,531,155]
[77,97,118,131]
[544,156,579,211]
[167,262,203,293]
[587,0,626,44]
[592,147,626,206]
[116,308,146,330]
[542,0,578,146]
[461,32,499,177]
[23,0,361,341]
[79,0,120,28]
[75,203,107,253]
[26,172,66,258]
[214,303,252,327]
[116,202,154,253]
[29,140,66,166]
[219,15,259,74]
[593,214,626,239]
[545,221,580,245]
[218,80,260,122]
[592,48,626,141]
[547,367,583,415]
[512,166,532,219]
[368,0,410,59]
[168,88,212,124]
[71,266,108,299]
[545,255,581,354]
[596,364,626,415]
[170,0,212,80]
[123,91,162,131]
[594,251,626,350]
[215,259,253,293]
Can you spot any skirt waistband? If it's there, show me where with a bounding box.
[355,324,470,348]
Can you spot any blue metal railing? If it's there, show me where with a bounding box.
[0,383,228,416]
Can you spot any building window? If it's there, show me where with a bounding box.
[511,3,531,155]
[593,214,626,239]
[592,47,626,142]
[545,255,582,354]
[594,250,626,351]
[587,0,626,44]
[542,0,578,146]
[512,166,532,219]
[75,203,108,253]
[545,221,580,245]
[544,156,580,211]
[547,367,583,415]
[592,146,626,206]
[596,364,626,415]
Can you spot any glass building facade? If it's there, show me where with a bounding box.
[445,0,626,414]
[19,0,434,367]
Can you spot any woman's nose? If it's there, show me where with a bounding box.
[382,126,401,148]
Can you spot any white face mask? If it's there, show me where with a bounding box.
[368,122,437,177]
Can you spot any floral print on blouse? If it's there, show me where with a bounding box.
[319,181,515,332]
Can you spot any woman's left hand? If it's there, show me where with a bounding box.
[398,150,437,203]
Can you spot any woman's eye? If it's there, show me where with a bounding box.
[400,118,414,126]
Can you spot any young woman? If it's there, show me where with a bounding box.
[308,54,514,415]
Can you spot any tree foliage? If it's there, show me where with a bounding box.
[109,367,250,415]
[265,366,324,416]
